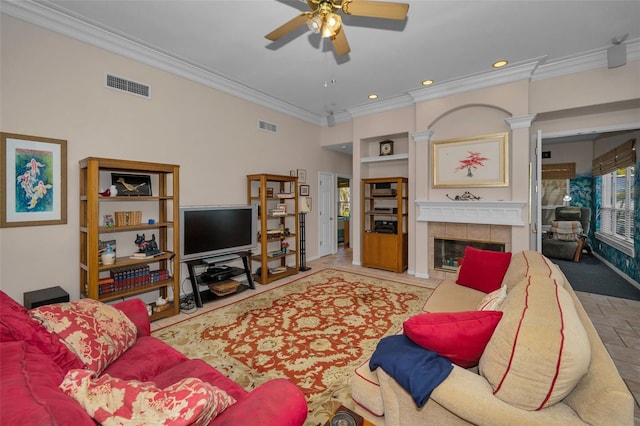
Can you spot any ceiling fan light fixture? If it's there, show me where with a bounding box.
[307,14,322,33]
[321,13,341,38]
[493,60,508,68]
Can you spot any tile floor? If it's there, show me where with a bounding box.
[152,248,640,423]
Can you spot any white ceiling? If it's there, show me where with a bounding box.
[3,1,640,127]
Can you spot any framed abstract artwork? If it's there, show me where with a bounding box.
[432,132,509,188]
[1,132,67,227]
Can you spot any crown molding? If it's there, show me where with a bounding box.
[322,110,352,126]
[532,39,640,81]
[1,0,322,125]
[409,58,545,104]
[346,94,415,119]
[3,1,637,128]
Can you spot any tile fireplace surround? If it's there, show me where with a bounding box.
[416,201,526,279]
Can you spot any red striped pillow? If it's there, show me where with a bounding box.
[478,276,590,410]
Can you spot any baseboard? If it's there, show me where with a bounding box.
[414,271,430,279]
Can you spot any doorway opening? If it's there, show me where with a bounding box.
[338,176,351,250]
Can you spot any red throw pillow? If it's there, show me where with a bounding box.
[403,311,503,368]
[456,246,512,293]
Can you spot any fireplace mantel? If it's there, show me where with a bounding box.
[416,200,527,226]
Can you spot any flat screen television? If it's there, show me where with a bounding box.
[179,205,257,262]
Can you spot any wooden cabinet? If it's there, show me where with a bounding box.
[79,158,180,320]
[247,174,299,284]
[361,177,408,273]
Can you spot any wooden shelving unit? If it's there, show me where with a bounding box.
[79,157,180,321]
[361,177,408,273]
[247,173,299,284]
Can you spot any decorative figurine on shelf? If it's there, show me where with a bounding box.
[446,191,482,201]
[135,233,161,256]
[99,185,118,197]
[101,243,116,265]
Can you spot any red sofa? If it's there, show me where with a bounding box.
[0,291,308,425]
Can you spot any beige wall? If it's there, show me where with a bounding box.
[0,16,351,302]
[2,15,638,300]
[542,141,595,176]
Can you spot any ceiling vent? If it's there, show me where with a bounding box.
[258,120,278,133]
[105,73,150,98]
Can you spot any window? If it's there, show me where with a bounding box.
[338,187,350,217]
[597,166,635,255]
[541,179,569,229]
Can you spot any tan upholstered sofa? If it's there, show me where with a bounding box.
[351,250,634,426]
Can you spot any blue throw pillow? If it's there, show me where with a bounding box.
[369,335,452,407]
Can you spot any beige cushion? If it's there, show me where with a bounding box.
[501,251,567,291]
[479,276,591,410]
[423,280,485,313]
[351,359,384,416]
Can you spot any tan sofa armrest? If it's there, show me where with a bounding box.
[378,367,587,426]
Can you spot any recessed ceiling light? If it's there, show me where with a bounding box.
[421,79,435,86]
[368,94,378,99]
[493,60,508,68]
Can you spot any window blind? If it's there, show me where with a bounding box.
[592,138,636,176]
[542,162,576,180]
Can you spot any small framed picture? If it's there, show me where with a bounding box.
[299,185,310,196]
[290,170,297,177]
[111,173,152,196]
[297,169,307,183]
[103,214,115,227]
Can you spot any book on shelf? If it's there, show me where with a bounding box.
[129,251,164,259]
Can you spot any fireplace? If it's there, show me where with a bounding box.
[415,200,525,279]
[427,222,512,279]
[434,238,506,272]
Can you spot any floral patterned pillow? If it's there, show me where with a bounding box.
[60,369,236,426]
[30,299,137,374]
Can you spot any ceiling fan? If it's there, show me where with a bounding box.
[265,0,409,56]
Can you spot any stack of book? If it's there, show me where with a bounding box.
[99,266,169,295]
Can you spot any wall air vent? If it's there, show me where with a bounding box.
[105,73,150,99]
[258,120,278,133]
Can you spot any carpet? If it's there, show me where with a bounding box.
[153,269,433,425]
[553,255,640,301]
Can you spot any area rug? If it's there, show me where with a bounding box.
[153,269,433,425]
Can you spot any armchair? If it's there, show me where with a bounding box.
[542,207,591,262]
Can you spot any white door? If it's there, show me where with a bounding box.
[531,130,543,251]
[319,172,335,257]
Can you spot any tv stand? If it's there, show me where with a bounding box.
[187,251,255,307]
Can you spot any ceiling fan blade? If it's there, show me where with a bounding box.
[265,13,310,41]
[332,27,350,56]
[342,0,409,20]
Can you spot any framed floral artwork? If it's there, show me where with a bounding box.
[432,132,509,188]
[1,132,67,227]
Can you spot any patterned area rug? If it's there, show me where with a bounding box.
[153,269,433,425]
